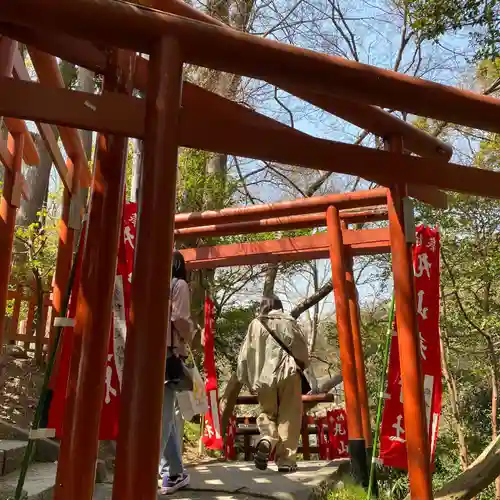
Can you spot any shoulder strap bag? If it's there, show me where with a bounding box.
[258,317,311,395]
[165,279,194,392]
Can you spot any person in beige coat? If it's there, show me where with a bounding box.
[237,295,310,472]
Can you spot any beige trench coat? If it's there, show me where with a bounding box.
[237,310,310,392]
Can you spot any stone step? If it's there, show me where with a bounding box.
[0,461,56,500]
[0,441,30,476]
[0,422,59,465]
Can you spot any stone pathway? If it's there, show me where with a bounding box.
[93,460,346,500]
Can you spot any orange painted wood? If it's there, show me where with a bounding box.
[326,207,364,442]
[174,209,388,239]
[28,49,91,188]
[0,132,23,347]
[175,189,387,228]
[0,23,453,171]
[345,253,372,447]
[12,49,72,192]
[112,38,184,500]
[7,285,22,343]
[1,76,497,199]
[386,137,432,499]
[4,0,500,134]
[53,51,132,500]
[181,228,390,269]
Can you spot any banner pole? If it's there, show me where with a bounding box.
[367,293,395,500]
[199,417,205,456]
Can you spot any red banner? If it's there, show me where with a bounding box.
[327,409,349,459]
[202,296,223,450]
[99,202,137,439]
[224,416,237,460]
[49,202,137,439]
[379,226,442,469]
[48,221,87,436]
[316,416,328,459]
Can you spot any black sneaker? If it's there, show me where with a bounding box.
[254,439,272,471]
[278,464,298,473]
[160,473,190,495]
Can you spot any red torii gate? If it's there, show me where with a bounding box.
[1,0,500,498]
[175,188,392,477]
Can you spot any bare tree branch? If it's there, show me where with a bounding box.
[291,280,333,318]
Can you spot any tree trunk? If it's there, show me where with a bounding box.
[486,337,500,499]
[407,435,500,500]
[76,66,94,237]
[33,269,45,366]
[220,373,243,437]
[262,263,279,299]
[481,281,499,498]
[16,133,52,227]
[441,335,468,470]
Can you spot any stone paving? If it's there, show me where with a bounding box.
[93,460,346,500]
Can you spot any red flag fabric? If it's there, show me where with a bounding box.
[202,296,223,450]
[49,202,137,439]
[99,202,136,439]
[316,416,329,459]
[225,416,237,460]
[379,226,442,469]
[48,221,87,436]
[327,409,349,459]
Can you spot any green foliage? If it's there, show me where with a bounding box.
[125,141,135,202]
[13,208,58,287]
[184,420,201,445]
[58,60,79,89]
[476,58,500,86]
[407,0,499,60]
[215,302,259,370]
[324,479,392,500]
[177,149,239,213]
[327,484,366,500]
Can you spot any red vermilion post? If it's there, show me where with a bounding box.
[53,50,133,500]
[0,132,23,346]
[0,37,20,347]
[326,206,368,486]
[345,251,378,495]
[386,136,433,499]
[112,36,183,500]
[50,157,80,350]
[345,253,372,448]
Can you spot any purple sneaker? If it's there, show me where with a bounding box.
[160,473,190,495]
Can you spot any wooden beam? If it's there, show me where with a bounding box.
[174,208,388,239]
[175,189,387,228]
[3,0,500,134]
[11,50,71,192]
[181,228,390,269]
[0,76,499,199]
[144,0,452,161]
[27,49,91,188]
[0,26,448,207]
[0,24,452,162]
[0,36,39,167]
[3,116,39,166]
[0,134,30,200]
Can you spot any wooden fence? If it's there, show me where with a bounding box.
[4,284,53,362]
[233,393,335,461]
